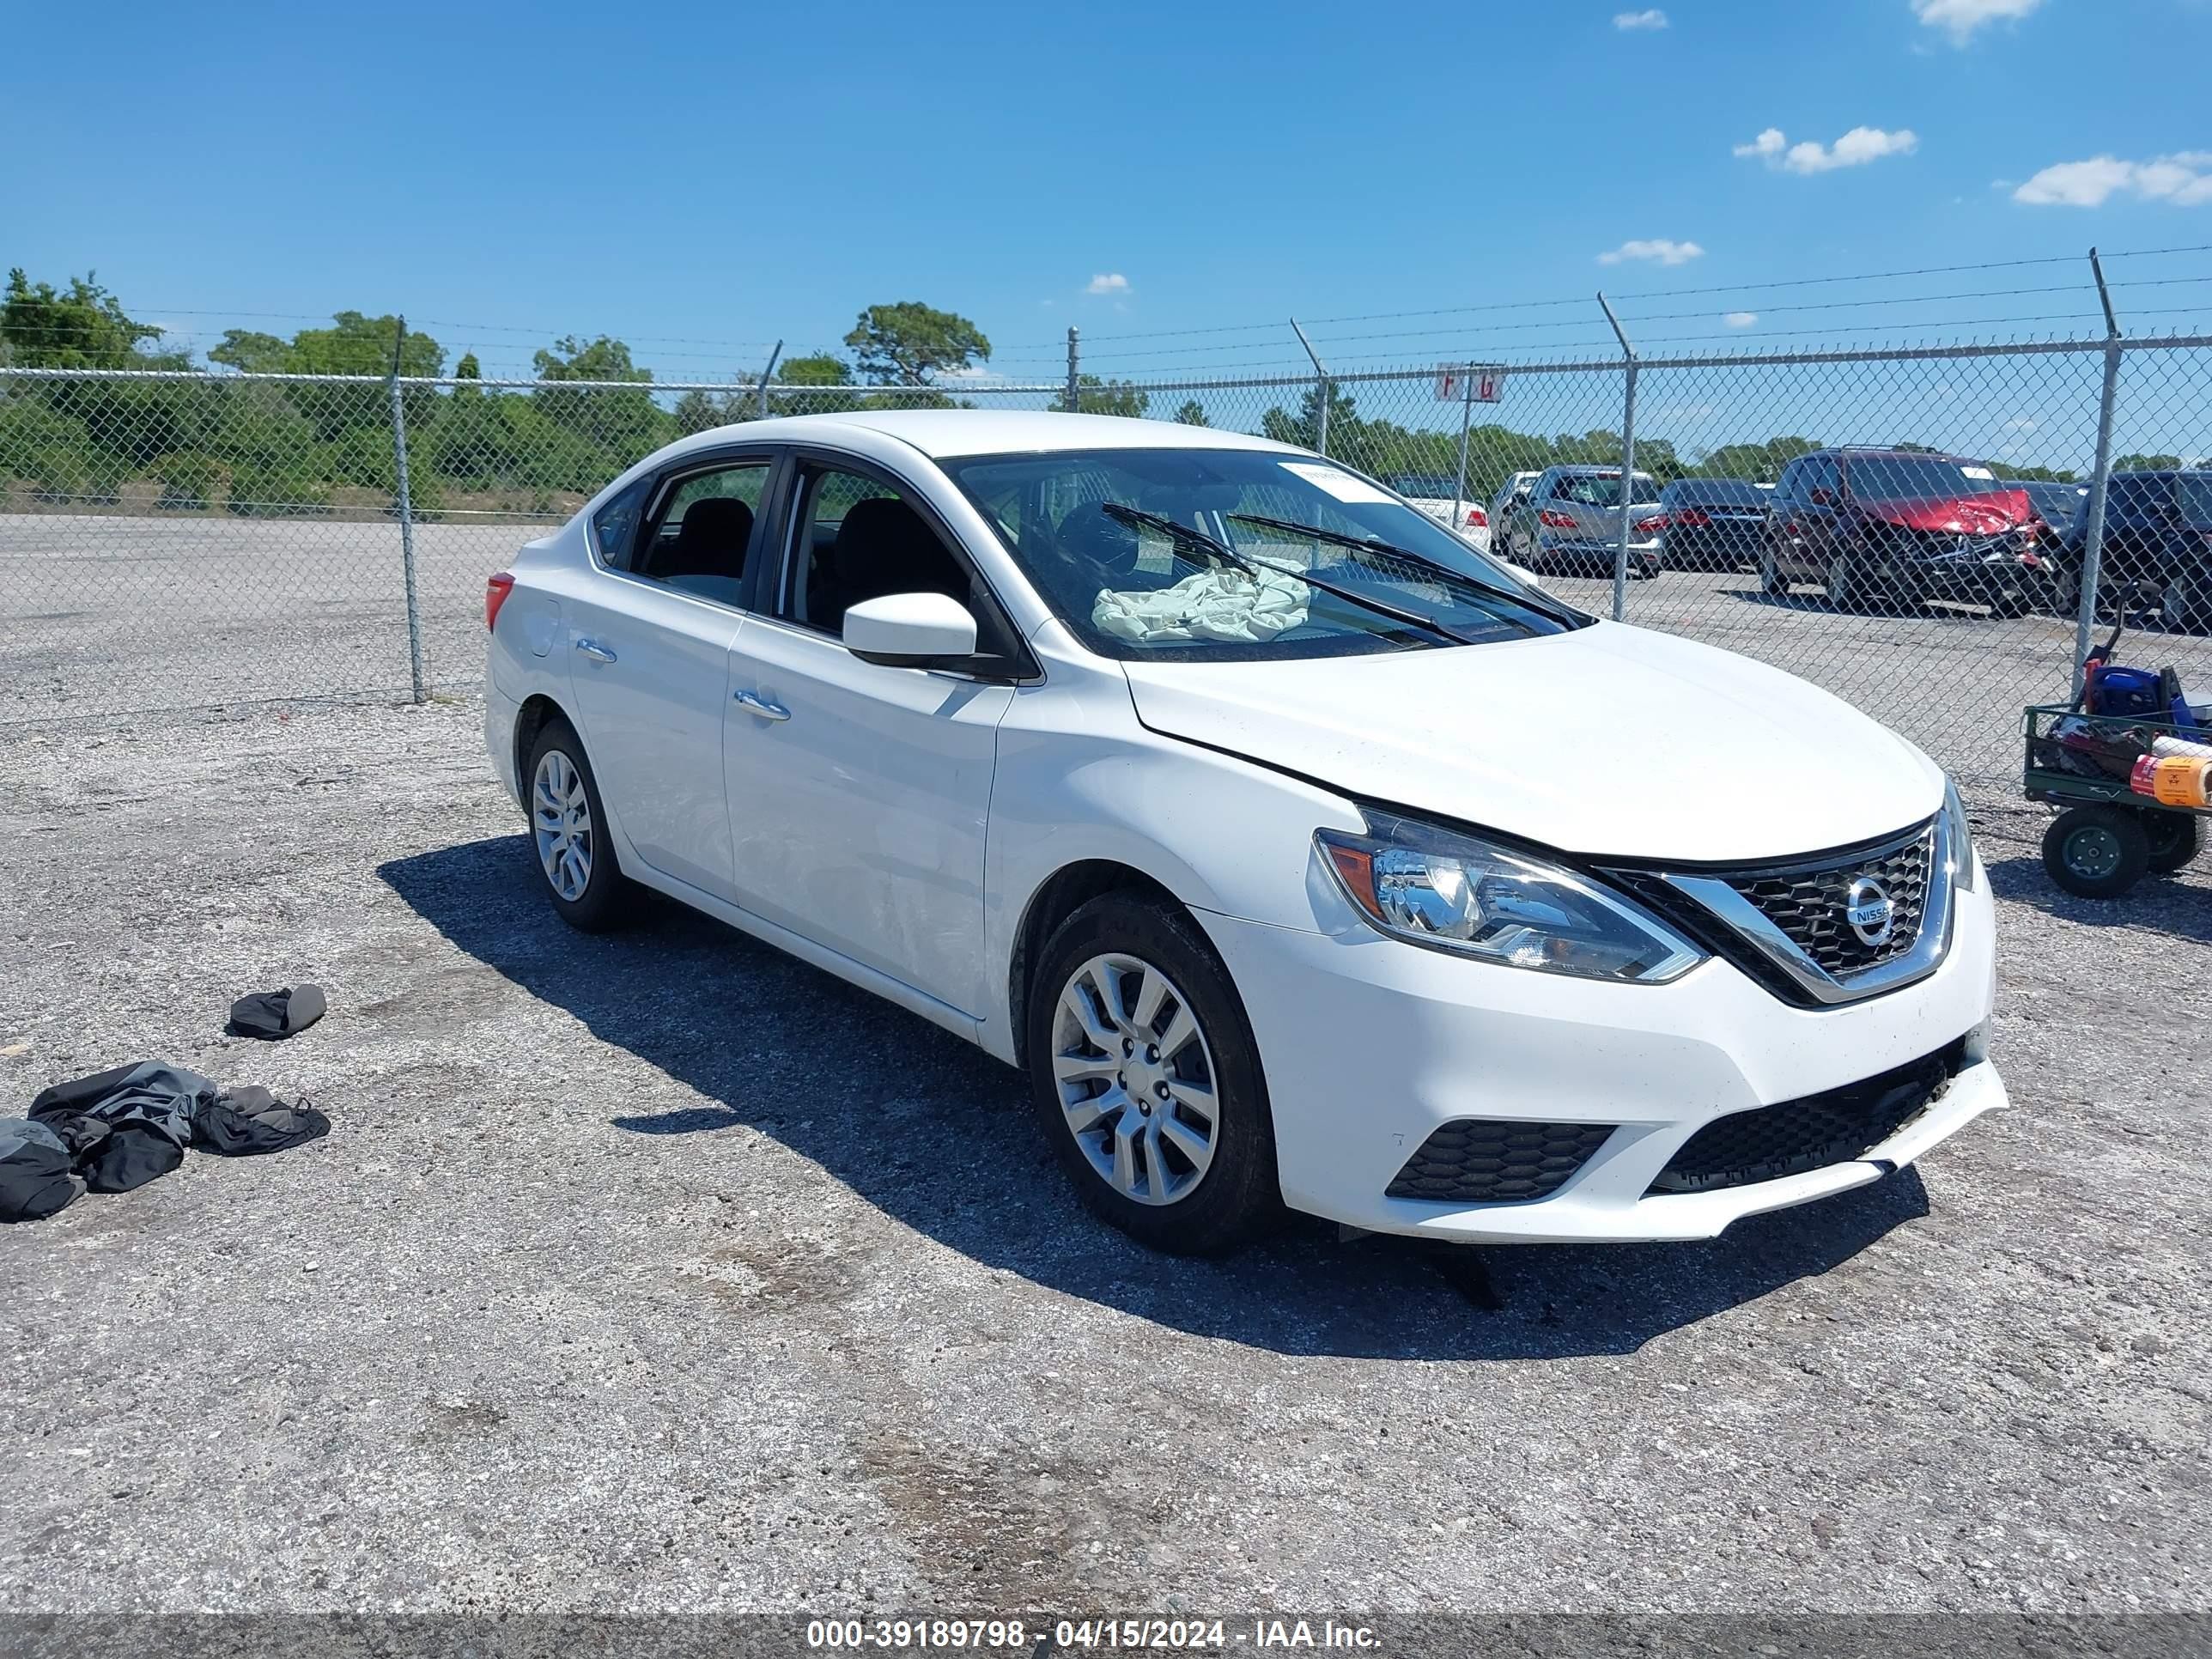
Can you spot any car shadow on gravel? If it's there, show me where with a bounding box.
[381,836,1940,1363]
[1985,852,2212,944]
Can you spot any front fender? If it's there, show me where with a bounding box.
[978,635,1360,1063]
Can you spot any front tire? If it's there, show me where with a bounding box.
[1025,892,1280,1255]
[2042,805,2149,900]
[526,719,632,931]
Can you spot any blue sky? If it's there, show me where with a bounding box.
[5,0,2210,388]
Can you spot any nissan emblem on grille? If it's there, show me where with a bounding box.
[1844,876,1896,948]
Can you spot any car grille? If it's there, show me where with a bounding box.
[1647,1038,1965,1196]
[1386,1120,1617,1205]
[1725,826,1932,977]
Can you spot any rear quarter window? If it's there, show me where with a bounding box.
[590,477,652,572]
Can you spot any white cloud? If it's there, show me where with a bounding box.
[1723,311,1759,327]
[2014,152,2212,207]
[1911,0,2045,45]
[1736,125,1918,173]
[2003,416,2039,432]
[1613,8,1668,28]
[1597,238,1705,266]
[1084,273,1131,295]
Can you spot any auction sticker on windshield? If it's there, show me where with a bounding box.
[1279,461,1395,504]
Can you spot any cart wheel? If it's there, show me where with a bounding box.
[2143,810,2202,875]
[2043,806,2149,899]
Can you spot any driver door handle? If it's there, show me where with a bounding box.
[574,637,617,664]
[733,690,790,721]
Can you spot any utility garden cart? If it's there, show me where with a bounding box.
[2026,702,2207,898]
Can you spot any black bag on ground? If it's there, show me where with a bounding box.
[227,985,326,1041]
[29,1062,215,1194]
[192,1086,331,1157]
[0,1118,83,1223]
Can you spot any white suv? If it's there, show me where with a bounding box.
[483,412,2002,1255]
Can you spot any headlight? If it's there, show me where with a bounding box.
[1316,811,1705,984]
[1942,775,1978,891]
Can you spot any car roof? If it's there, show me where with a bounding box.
[686,409,1306,461]
[1826,445,1971,461]
[1546,463,1656,475]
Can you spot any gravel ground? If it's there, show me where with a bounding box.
[3,692,2209,1618]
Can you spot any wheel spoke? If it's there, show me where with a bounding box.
[1066,973,1121,1050]
[1144,1119,1178,1198]
[1164,1075,1216,1123]
[1054,1051,1120,1085]
[1158,1112,1212,1177]
[1109,1117,1139,1195]
[1129,966,1169,1033]
[1154,1004,1198,1066]
[1061,1084,1120,1136]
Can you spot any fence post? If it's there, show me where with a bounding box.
[1290,319,1330,457]
[2073,248,2124,697]
[1449,361,1475,530]
[757,339,782,420]
[1066,326,1080,414]
[387,315,426,704]
[1598,293,1638,622]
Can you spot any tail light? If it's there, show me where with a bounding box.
[1673,507,1711,528]
[1633,515,1665,536]
[486,571,516,631]
[1463,504,1487,527]
[1539,509,1577,531]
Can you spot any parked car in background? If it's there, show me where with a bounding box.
[2043,471,2212,629]
[1496,465,1664,579]
[1383,472,1491,551]
[1486,471,1542,550]
[1759,447,2044,615]
[483,410,2001,1255]
[1655,477,1772,571]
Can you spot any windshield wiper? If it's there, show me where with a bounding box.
[1223,511,1580,624]
[1097,502,1473,645]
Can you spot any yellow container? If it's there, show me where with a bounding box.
[2131,754,2212,809]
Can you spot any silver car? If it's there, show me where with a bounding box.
[1497,465,1664,579]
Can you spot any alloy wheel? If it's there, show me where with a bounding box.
[1049,952,1220,1206]
[532,749,593,901]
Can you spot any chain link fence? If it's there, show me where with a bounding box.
[5,335,2210,799]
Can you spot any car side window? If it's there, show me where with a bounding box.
[632,461,773,605]
[776,462,1027,670]
[1805,456,1841,500]
[589,477,652,572]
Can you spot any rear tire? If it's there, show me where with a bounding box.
[1825,554,1872,611]
[2042,805,2149,900]
[1024,891,1280,1255]
[2145,811,2202,875]
[1759,544,1790,596]
[525,719,632,932]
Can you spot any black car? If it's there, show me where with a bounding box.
[1656,477,1771,571]
[2046,470,2212,628]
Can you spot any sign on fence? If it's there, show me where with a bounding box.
[1434,363,1504,404]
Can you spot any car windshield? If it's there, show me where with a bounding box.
[1556,472,1662,507]
[940,447,1587,663]
[2178,475,2212,528]
[1386,474,1463,499]
[1847,454,2000,498]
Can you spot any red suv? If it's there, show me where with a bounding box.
[1759,447,2045,616]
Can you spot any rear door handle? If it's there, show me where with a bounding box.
[574,638,617,664]
[733,690,790,721]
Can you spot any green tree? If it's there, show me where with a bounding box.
[0,270,161,368]
[1261,381,1364,453]
[1173,398,1209,426]
[532,335,672,469]
[1066,374,1149,417]
[209,330,295,374]
[843,302,990,386]
[775,352,862,415]
[2113,453,2183,471]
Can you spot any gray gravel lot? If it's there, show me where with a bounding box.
[2,691,2209,1617]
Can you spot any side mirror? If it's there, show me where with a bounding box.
[843,591,979,668]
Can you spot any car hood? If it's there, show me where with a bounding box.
[1858,489,2029,535]
[1121,623,1942,862]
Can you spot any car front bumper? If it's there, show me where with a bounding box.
[1198,850,2002,1243]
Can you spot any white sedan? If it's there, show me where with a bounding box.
[1382,472,1492,551]
[483,412,2004,1255]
